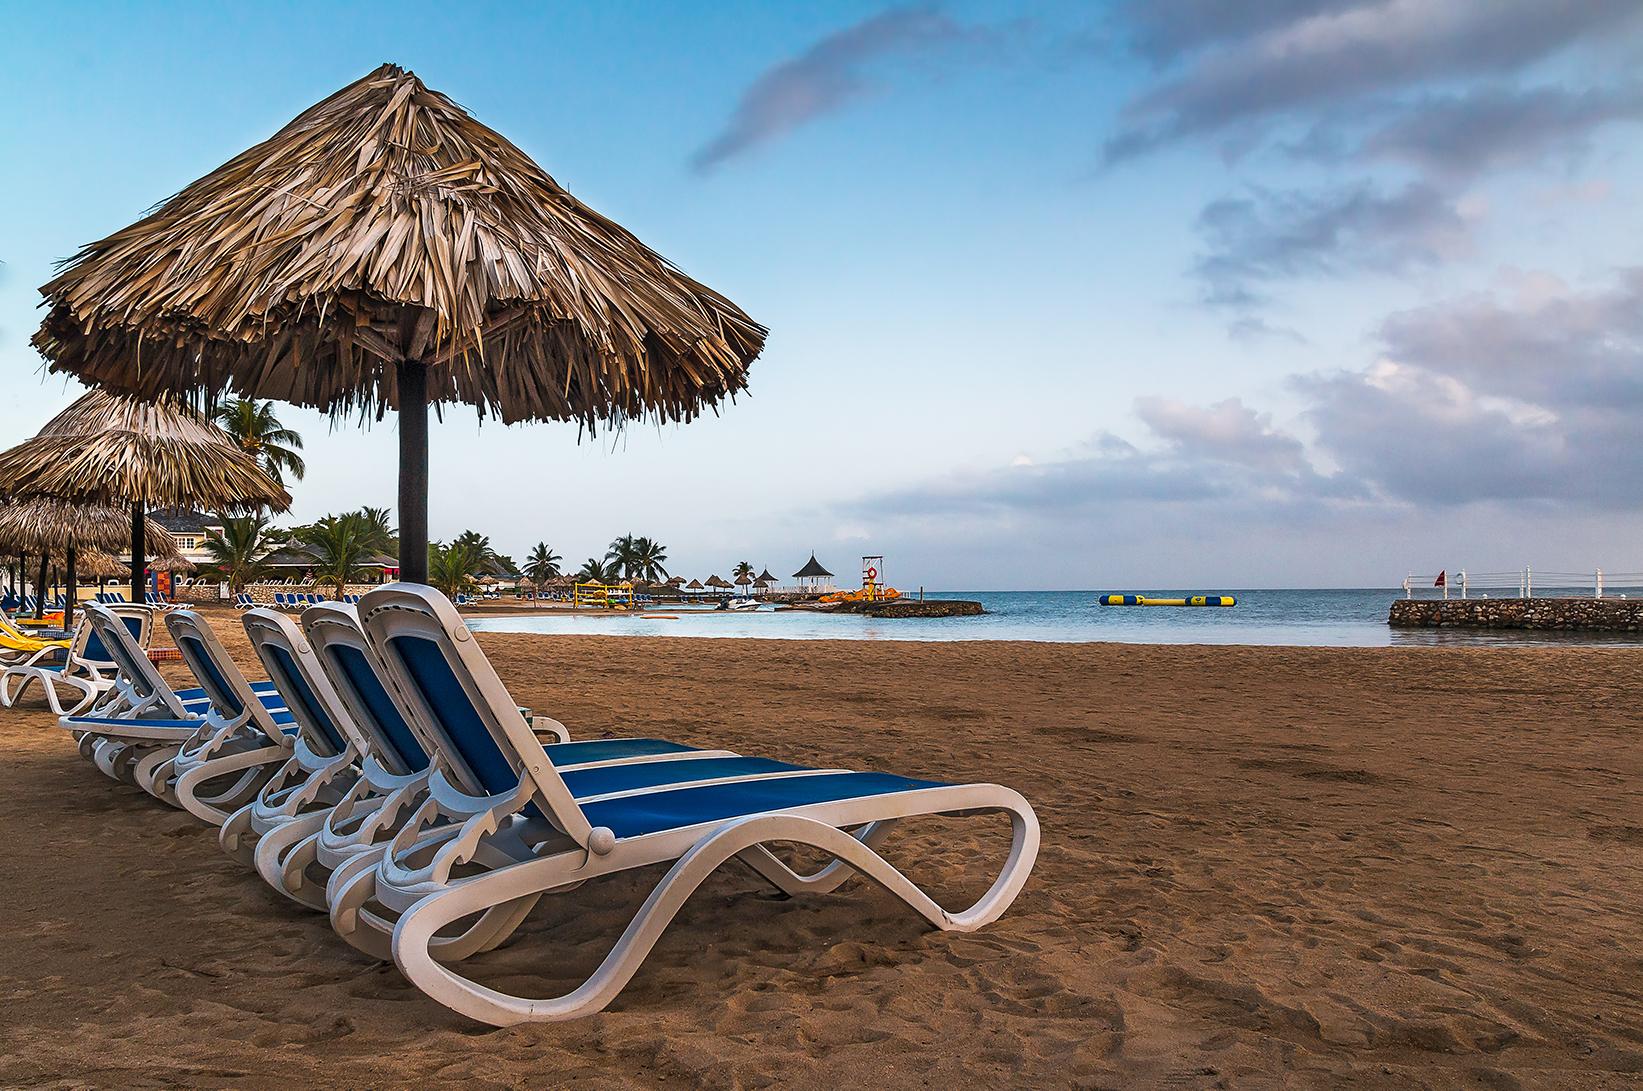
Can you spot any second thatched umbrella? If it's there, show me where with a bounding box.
[31,63,766,583]
[0,498,181,625]
[0,389,289,602]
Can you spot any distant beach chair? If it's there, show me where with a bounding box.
[354,584,1040,1024]
[1,604,151,716]
[233,593,256,610]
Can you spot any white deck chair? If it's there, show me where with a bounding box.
[221,608,372,904]
[1,604,153,716]
[61,604,287,804]
[163,609,298,826]
[351,585,1039,1025]
[290,601,740,958]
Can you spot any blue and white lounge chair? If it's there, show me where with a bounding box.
[63,603,286,801]
[233,593,256,610]
[294,601,738,958]
[220,607,373,902]
[352,585,1040,1024]
[0,604,153,716]
[163,609,299,825]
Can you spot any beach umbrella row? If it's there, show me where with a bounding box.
[0,498,183,625]
[0,389,287,602]
[30,63,766,582]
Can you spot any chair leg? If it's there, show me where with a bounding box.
[219,802,259,866]
[392,801,1040,1027]
[253,811,333,910]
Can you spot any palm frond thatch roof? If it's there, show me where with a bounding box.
[0,498,182,558]
[755,568,776,583]
[685,578,704,589]
[0,389,290,512]
[34,63,767,429]
[77,550,131,579]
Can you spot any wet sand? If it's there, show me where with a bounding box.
[1,607,1640,1088]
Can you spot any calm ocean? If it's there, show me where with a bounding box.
[465,589,1643,647]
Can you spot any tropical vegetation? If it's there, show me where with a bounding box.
[576,556,616,583]
[427,538,488,599]
[214,398,306,486]
[199,515,285,592]
[606,534,668,582]
[525,543,562,588]
[300,511,385,599]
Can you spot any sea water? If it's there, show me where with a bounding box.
[465,589,1643,647]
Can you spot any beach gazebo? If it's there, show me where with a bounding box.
[0,390,288,601]
[32,63,766,584]
[0,499,180,624]
[685,578,704,599]
[792,554,835,595]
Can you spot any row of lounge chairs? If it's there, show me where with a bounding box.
[265,592,363,610]
[45,588,1039,1025]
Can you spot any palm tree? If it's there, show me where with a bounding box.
[214,399,306,486]
[525,543,561,588]
[631,537,669,583]
[577,556,615,582]
[356,506,397,557]
[427,539,486,599]
[605,534,638,577]
[300,511,378,600]
[732,560,754,581]
[199,515,284,593]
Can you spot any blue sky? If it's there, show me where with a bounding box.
[4,1,1643,588]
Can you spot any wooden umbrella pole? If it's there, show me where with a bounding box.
[65,544,76,629]
[397,358,429,584]
[35,553,48,618]
[130,499,146,605]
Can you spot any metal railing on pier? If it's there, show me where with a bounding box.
[1401,568,1643,600]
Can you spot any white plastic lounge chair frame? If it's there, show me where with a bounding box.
[222,607,373,904]
[1,603,153,716]
[291,601,741,959]
[163,609,297,825]
[357,584,1041,1026]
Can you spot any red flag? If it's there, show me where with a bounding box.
[1434,570,1446,587]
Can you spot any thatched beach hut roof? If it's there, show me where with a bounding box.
[685,578,704,590]
[33,63,767,582]
[705,575,728,589]
[756,568,776,584]
[0,389,290,515]
[733,573,751,586]
[78,550,130,581]
[0,499,180,559]
[0,499,181,624]
[0,389,288,601]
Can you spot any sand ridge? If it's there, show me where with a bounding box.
[0,607,1640,1088]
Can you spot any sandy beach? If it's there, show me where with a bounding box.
[1,609,1640,1088]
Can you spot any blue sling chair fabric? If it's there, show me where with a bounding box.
[384,633,943,835]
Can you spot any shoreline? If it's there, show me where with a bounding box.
[2,622,1640,1086]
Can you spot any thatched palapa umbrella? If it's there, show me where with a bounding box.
[0,498,181,624]
[0,389,288,602]
[33,63,767,583]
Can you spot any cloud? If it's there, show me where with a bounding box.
[1134,396,1309,474]
[1117,0,1371,65]
[1194,183,1473,308]
[1105,0,1643,162]
[1287,82,1643,179]
[691,6,1003,172]
[848,268,1643,581]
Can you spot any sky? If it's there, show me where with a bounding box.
[3,0,1642,589]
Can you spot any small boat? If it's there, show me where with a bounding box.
[724,598,759,612]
